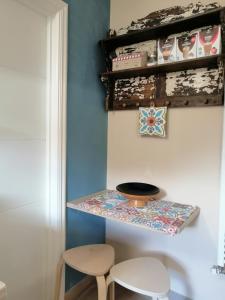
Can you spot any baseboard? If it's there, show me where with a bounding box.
[64,276,95,300]
[170,291,192,300]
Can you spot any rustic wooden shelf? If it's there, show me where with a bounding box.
[100,6,225,111]
[101,55,221,80]
[101,8,223,53]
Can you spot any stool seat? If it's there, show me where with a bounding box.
[110,257,170,298]
[63,244,115,276]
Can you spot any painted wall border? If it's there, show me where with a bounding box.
[16,1,68,299]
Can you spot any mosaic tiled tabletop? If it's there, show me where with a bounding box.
[67,190,200,236]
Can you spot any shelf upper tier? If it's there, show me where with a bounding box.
[101,55,221,80]
[100,8,224,52]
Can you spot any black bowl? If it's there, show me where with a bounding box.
[116,182,160,196]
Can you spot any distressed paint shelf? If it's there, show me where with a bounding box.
[101,8,224,54]
[101,55,221,80]
[67,190,200,235]
[111,94,223,110]
[100,6,225,111]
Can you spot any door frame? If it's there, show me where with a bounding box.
[17,0,68,299]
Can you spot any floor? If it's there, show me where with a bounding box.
[77,284,150,300]
[75,282,187,300]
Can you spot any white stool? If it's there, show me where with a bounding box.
[54,244,115,300]
[107,257,170,300]
[0,282,7,300]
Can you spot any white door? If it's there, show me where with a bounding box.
[0,1,48,299]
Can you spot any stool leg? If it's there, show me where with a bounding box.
[109,282,115,300]
[109,257,115,300]
[54,256,64,300]
[96,276,107,300]
[106,274,115,300]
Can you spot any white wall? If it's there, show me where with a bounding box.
[107,1,225,299]
[0,1,47,299]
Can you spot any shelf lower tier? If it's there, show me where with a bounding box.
[106,94,224,111]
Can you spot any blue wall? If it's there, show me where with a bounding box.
[65,0,109,290]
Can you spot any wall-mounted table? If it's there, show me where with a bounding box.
[67,190,200,236]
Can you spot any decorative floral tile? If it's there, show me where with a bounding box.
[139,106,167,137]
[72,190,199,236]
